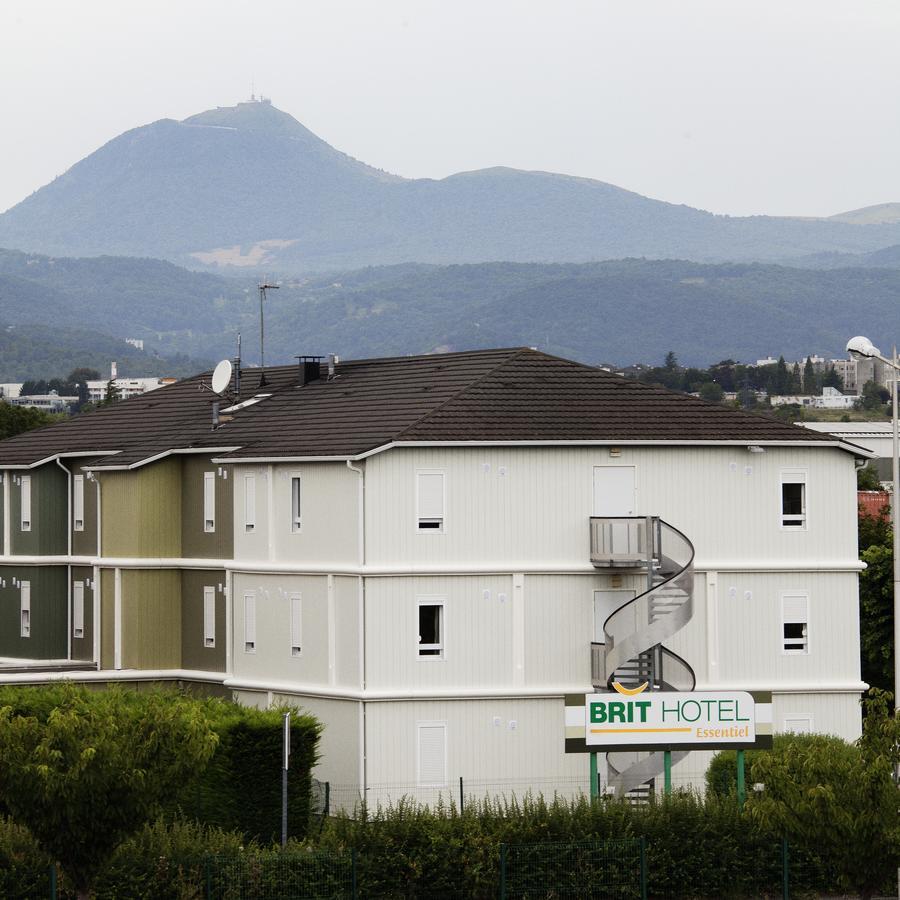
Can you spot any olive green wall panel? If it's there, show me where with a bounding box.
[100,569,115,670]
[71,465,98,557]
[0,565,67,660]
[70,565,94,662]
[181,569,226,672]
[121,569,182,669]
[182,458,233,559]
[101,458,182,558]
[10,465,67,556]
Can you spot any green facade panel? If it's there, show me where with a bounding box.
[100,569,115,670]
[10,464,67,556]
[181,457,233,559]
[70,565,94,662]
[0,565,67,659]
[121,569,182,669]
[181,569,226,672]
[71,465,98,557]
[101,458,182,558]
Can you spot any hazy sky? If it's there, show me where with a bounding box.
[2,0,899,218]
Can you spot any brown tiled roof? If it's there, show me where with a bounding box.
[0,348,850,468]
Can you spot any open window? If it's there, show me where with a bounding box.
[418,600,444,657]
[782,592,809,654]
[416,471,444,532]
[780,470,806,529]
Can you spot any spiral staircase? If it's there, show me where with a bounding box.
[589,516,696,798]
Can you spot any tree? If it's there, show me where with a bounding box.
[698,382,724,403]
[860,542,893,694]
[856,380,889,412]
[0,402,58,439]
[0,685,217,899]
[823,364,843,390]
[749,691,900,899]
[102,378,121,405]
[802,356,815,395]
[857,464,883,492]
[664,350,678,371]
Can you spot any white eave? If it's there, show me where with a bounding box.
[83,446,242,472]
[212,437,874,465]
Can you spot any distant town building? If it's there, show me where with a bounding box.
[125,338,144,351]
[0,384,22,400]
[86,361,177,403]
[770,387,855,410]
[11,393,79,413]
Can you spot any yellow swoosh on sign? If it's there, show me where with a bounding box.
[612,681,649,696]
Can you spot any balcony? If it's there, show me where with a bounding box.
[589,516,659,568]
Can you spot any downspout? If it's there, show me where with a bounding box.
[346,459,367,799]
[92,474,102,668]
[55,458,72,661]
[2,470,9,561]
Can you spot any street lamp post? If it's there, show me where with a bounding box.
[847,336,900,714]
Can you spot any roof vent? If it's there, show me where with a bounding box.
[296,356,323,387]
[328,353,340,379]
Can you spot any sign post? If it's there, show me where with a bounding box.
[589,751,599,799]
[281,711,291,848]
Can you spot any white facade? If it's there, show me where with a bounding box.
[224,443,864,805]
[86,376,176,402]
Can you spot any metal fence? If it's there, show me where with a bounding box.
[500,838,647,900]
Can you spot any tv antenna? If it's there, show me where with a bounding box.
[258,281,279,386]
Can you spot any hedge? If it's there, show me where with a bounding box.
[170,698,321,843]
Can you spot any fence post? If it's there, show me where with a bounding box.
[736,749,746,808]
[499,843,507,900]
[351,848,358,900]
[781,837,789,900]
[459,776,464,812]
[639,836,648,900]
[205,855,212,900]
[324,781,331,818]
[49,862,56,900]
[663,750,672,795]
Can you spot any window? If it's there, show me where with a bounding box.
[418,601,444,657]
[244,592,256,652]
[417,722,447,786]
[73,474,85,531]
[20,475,31,531]
[780,470,806,528]
[203,472,215,533]
[203,586,216,648]
[20,581,30,638]
[244,474,256,532]
[290,592,302,656]
[783,716,812,734]
[782,593,809,653]
[416,471,444,531]
[291,476,302,532]
[73,581,84,639]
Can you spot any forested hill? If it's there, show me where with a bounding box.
[2,100,900,270]
[2,250,900,370]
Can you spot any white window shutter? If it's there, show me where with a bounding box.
[291,477,302,531]
[418,473,444,519]
[21,475,31,530]
[418,723,447,785]
[783,594,808,623]
[73,581,85,638]
[20,581,30,637]
[245,474,256,530]
[290,593,302,655]
[203,586,216,647]
[244,593,256,649]
[204,472,216,532]
[73,475,85,530]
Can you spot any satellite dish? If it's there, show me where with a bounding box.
[211,359,233,395]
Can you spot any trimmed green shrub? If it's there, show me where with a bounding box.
[171,699,321,843]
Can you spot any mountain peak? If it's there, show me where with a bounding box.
[182,98,316,139]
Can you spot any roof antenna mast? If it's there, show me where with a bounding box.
[258,280,279,387]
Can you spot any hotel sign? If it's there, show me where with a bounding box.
[565,687,773,753]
